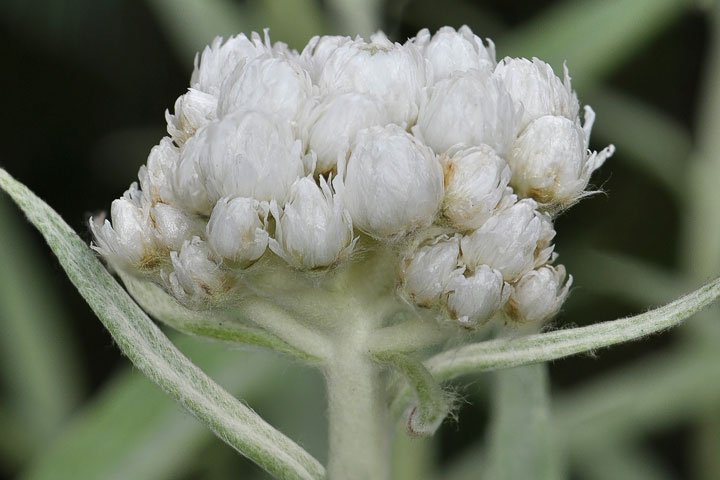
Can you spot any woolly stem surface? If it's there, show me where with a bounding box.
[325,314,392,480]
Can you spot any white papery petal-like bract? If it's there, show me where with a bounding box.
[535,212,557,268]
[198,110,304,204]
[318,37,428,125]
[401,234,462,307]
[269,176,355,269]
[90,195,156,269]
[166,237,232,304]
[342,125,444,239]
[138,137,180,206]
[507,114,613,206]
[151,203,205,252]
[300,35,354,82]
[190,33,268,95]
[305,92,391,174]
[445,265,510,328]
[217,55,313,121]
[494,57,579,130]
[413,25,496,82]
[417,69,518,155]
[206,197,269,266]
[166,88,218,144]
[173,132,214,215]
[506,264,572,324]
[441,144,511,231]
[460,198,543,281]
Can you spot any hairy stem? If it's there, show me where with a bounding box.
[325,318,392,480]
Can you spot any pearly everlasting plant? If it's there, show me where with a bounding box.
[2,25,719,480]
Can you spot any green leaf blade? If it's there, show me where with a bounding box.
[424,275,720,380]
[0,168,325,480]
[487,364,560,480]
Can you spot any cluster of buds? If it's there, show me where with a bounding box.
[91,26,613,330]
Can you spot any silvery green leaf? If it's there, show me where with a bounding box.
[424,275,720,380]
[0,168,325,480]
[486,363,560,480]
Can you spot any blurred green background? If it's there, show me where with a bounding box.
[1,0,719,478]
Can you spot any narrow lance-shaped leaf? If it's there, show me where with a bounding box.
[20,336,298,480]
[375,351,450,436]
[0,168,325,480]
[423,275,720,381]
[486,363,560,480]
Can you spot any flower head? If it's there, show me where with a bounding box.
[92,26,610,330]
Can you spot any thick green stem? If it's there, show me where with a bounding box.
[325,328,391,480]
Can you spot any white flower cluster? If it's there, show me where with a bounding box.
[91,26,612,327]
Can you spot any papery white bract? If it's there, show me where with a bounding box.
[506,264,572,324]
[166,237,234,305]
[417,69,518,155]
[341,125,444,239]
[494,57,579,129]
[441,144,512,231]
[151,203,205,252]
[217,54,312,121]
[401,235,462,307]
[460,198,543,281]
[445,265,510,328]
[413,25,496,82]
[304,92,391,174]
[206,197,269,267]
[198,110,304,204]
[507,114,612,206]
[92,25,611,329]
[318,36,428,125]
[269,176,355,269]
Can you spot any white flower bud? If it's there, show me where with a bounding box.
[445,265,510,328]
[494,57,579,130]
[269,176,355,269]
[342,125,444,239]
[191,33,268,95]
[166,88,218,144]
[217,55,313,121]
[535,212,557,268]
[166,237,233,303]
[173,132,214,215]
[300,35,353,82]
[413,26,496,82]
[401,235,462,307]
[304,92,391,174]
[507,115,614,206]
[151,203,205,252]
[138,137,179,206]
[441,145,511,230]
[506,264,572,325]
[90,192,157,269]
[206,197,269,266]
[318,38,428,125]
[417,69,518,155]
[460,198,542,281]
[198,110,304,204]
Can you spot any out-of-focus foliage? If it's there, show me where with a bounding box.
[0,0,718,479]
